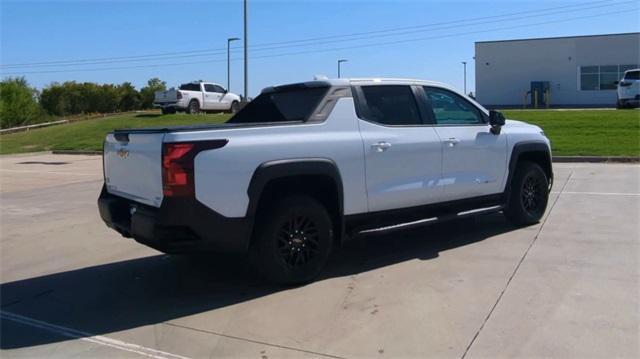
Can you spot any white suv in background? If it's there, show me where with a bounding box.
[616,69,639,109]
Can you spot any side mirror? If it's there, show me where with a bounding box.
[489,110,505,134]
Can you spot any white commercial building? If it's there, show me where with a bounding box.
[475,33,640,108]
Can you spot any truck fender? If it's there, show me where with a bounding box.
[505,141,553,200]
[246,158,345,241]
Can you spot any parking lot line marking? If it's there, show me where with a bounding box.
[550,191,640,196]
[163,322,346,359]
[0,311,191,359]
[0,169,97,176]
[461,170,574,358]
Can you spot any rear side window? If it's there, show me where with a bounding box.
[179,83,201,91]
[624,70,639,80]
[359,85,422,126]
[227,86,328,123]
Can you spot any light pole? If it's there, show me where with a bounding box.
[461,61,467,95]
[227,37,240,92]
[338,59,348,78]
[243,0,249,103]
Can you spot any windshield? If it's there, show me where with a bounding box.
[624,70,639,80]
[227,85,329,123]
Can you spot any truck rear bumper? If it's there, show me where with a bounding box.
[98,186,252,254]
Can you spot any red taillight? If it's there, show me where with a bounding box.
[162,140,229,197]
[163,143,195,197]
[177,91,183,100]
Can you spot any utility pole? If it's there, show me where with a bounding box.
[227,37,240,92]
[462,61,467,95]
[243,0,249,102]
[338,59,348,78]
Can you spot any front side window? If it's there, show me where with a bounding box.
[360,85,421,126]
[424,87,483,125]
[227,85,328,123]
[204,84,216,93]
[213,85,225,93]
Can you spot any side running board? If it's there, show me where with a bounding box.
[355,205,503,237]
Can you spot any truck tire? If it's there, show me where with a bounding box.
[251,195,333,285]
[504,161,549,226]
[230,101,240,114]
[187,100,200,114]
[161,108,168,115]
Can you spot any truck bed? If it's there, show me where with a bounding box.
[112,120,303,135]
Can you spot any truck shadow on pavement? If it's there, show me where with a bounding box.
[1,213,518,350]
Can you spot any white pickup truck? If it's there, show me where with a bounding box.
[100,78,553,284]
[154,81,242,115]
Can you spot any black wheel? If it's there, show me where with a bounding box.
[251,195,333,285]
[161,108,168,115]
[187,100,200,114]
[504,161,549,226]
[230,101,240,114]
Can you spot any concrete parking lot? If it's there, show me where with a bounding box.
[1,153,638,358]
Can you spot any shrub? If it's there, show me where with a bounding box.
[0,77,46,129]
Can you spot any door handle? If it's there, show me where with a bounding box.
[444,137,460,147]
[371,141,392,152]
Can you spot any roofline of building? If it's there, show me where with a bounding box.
[475,32,640,44]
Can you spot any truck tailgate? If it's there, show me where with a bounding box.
[155,90,178,103]
[103,132,165,207]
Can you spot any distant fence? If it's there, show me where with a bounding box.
[0,110,158,135]
[0,120,69,135]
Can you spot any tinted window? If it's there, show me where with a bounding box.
[204,84,216,92]
[213,85,225,93]
[360,85,421,125]
[424,87,483,125]
[227,86,328,123]
[624,70,639,80]
[179,83,201,91]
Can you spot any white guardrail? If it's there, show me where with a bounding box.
[0,120,69,135]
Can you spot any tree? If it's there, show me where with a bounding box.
[0,77,45,128]
[139,78,166,109]
[118,82,140,111]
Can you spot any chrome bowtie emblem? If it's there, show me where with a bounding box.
[117,148,129,159]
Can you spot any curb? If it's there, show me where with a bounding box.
[553,156,639,163]
[52,150,102,156]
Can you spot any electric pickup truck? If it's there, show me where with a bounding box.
[99,78,553,284]
[154,81,242,115]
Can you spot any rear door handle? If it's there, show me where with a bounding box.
[444,137,460,147]
[371,141,392,152]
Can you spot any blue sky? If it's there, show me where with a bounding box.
[1,0,638,97]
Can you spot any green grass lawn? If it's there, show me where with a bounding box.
[0,109,638,156]
[0,112,231,155]
[502,109,639,156]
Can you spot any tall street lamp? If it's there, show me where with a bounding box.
[227,37,240,92]
[243,0,249,102]
[338,59,348,78]
[461,61,467,95]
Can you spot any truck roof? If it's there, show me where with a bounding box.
[266,78,461,92]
